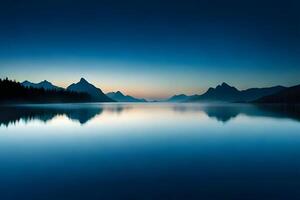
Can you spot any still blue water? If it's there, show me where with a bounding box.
[0,103,300,199]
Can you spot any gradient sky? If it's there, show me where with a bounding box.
[0,0,299,100]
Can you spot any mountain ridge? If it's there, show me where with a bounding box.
[1,78,91,103]
[253,84,300,104]
[187,82,286,102]
[106,91,146,102]
[67,78,113,102]
[21,80,63,90]
[166,94,197,102]
[15,79,295,103]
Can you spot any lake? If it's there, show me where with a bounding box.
[0,103,300,199]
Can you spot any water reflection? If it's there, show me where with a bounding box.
[173,104,300,123]
[0,103,300,127]
[0,104,131,126]
[1,103,300,199]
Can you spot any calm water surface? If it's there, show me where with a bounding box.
[0,103,300,199]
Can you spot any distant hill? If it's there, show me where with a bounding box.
[188,82,286,103]
[67,78,113,102]
[106,91,146,102]
[253,84,300,104]
[21,80,63,90]
[0,78,91,103]
[166,94,195,102]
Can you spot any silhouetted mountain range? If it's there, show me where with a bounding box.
[22,78,115,102]
[1,78,299,105]
[67,78,113,102]
[187,82,286,103]
[254,84,300,104]
[22,80,63,90]
[106,91,146,102]
[0,78,91,103]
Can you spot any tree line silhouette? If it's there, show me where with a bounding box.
[0,78,91,103]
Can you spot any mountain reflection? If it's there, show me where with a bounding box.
[1,103,300,127]
[0,104,130,126]
[173,104,300,123]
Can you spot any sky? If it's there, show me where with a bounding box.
[0,0,299,100]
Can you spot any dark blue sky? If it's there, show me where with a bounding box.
[0,0,299,99]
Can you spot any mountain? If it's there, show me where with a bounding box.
[21,80,63,90]
[188,82,241,102]
[239,86,286,102]
[253,84,300,104]
[67,78,113,102]
[167,94,193,102]
[1,78,91,104]
[188,82,286,103]
[106,91,146,102]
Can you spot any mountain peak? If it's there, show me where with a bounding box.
[67,78,113,102]
[215,82,236,90]
[21,80,62,90]
[221,82,230,87]
[79,78,88,83]
[40,80,51,84]
[115,91,123,95]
